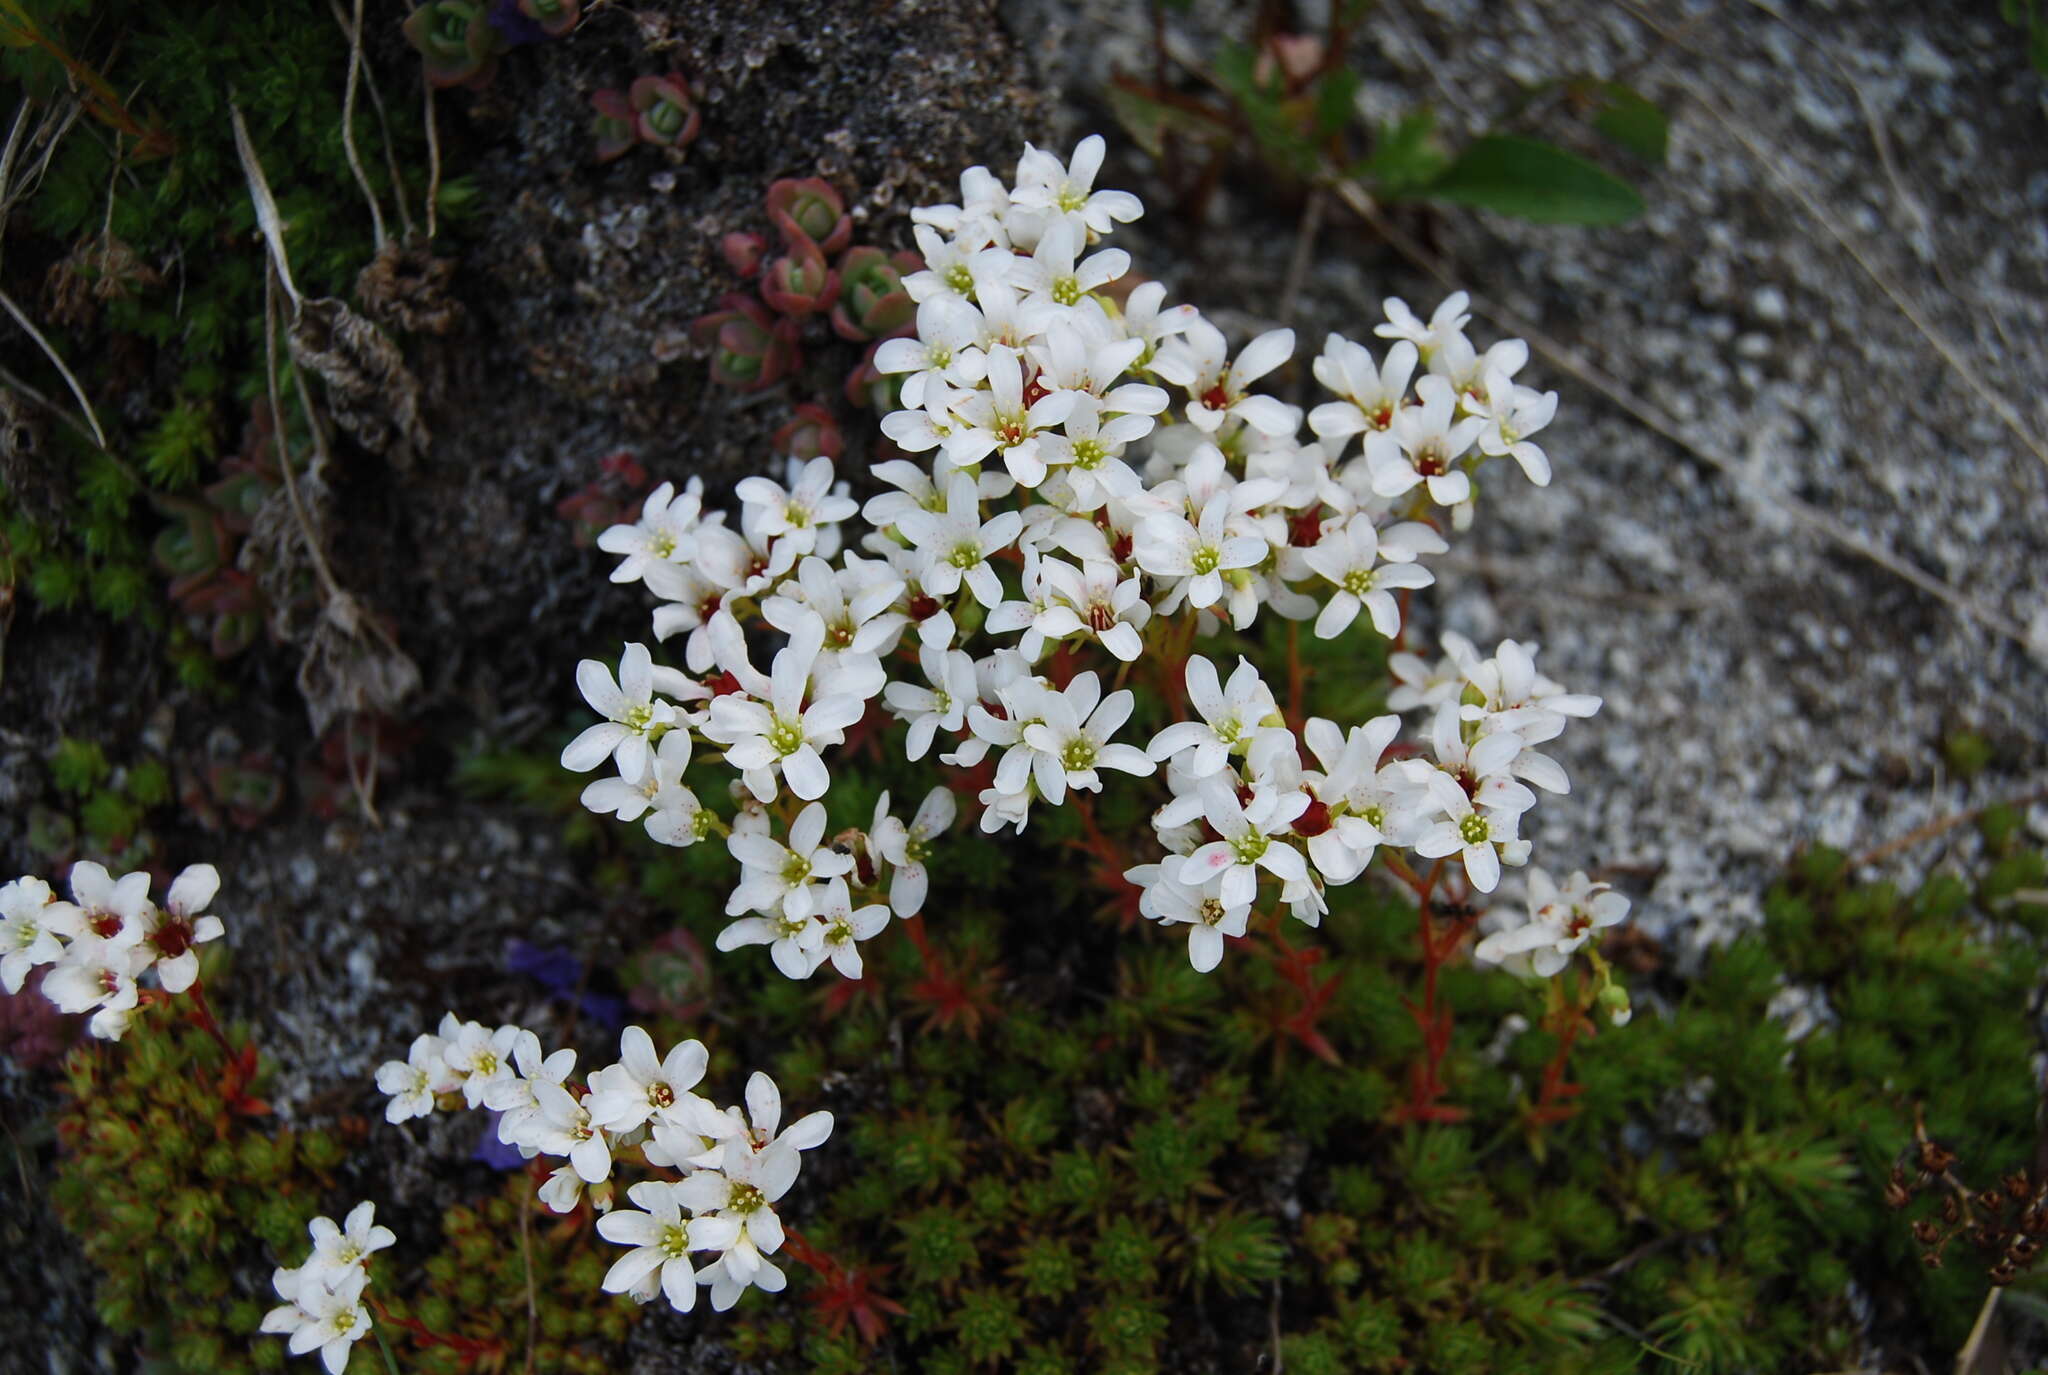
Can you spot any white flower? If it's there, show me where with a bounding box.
[675,1144,797,1286]
[262,1264,371,1375]
[874,297,989,408]
[871,786,958,917]
[1011,217,1130,308]
[1157,321,1298,436]
[724,801,854,920]
[140,863,225,996]
[300,1202,396,1290]
[808,876,892,978]
[703,612,863,802]
[1033,395,1150,509]
[1298,715,1418,883]
[530,1081,614,1183]
[896,471,1023,608]
[597,1180,742,1312]
[1308,334,1418,443]
[1375,292,1470,362]
[42,934,151,1039]
[1010,133,1143,235]
[561,643,680,780]
[586,1026,711,1134]
[1364,375,1486,507]
[882,632,976,761]
[1035,556,1151,660]
[1300,518,1437,640]
[66,860,152,950]
[1474,869,1630,975]
[1133,492,1268,614]
[762,556,906,703]
[0,876,79,994]
[715,893,829,980]
[484,1032,576,1152]
[735,456,858,555]
[598,479,706,585]
[440,1019,522,1110]
[1176,779,1311,907]
[375,1031,458,1123]
[1125,861,1250,972]
[944,345,1078,487]
[1470,368,1556,487]
[1015,672,1156,806]
[1145,655,1278,779]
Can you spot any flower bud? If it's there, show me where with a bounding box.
[1597,983,1631,1026]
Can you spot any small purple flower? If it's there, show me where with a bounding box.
[473,1112,526,1170]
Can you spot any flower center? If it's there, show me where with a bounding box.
[776,913,809,939]
[1061,738,1099,772]
[1198,898,1227,927]
[1190,545,1220,575]
[1070,438,1106,470]
[1087,601,1117,633]
[649,1082,675,1109]
[660,1221,692,1259]
[1052,274,1082,306]
[1341,566,1375,597]
[996,415,1027,447]
[152,916,193,958]
[728,1183,766,1214]
[1458,813,1490,846]
[623,703,654,734]
[1367,402,1394,430]
[948,542,983,570]
[1414,442,1448,478]
[1056,184,1088,213]
[928,344,953,369]
[1230,831,1269,863]
[780,852,813,886]
[826,620,855,649]
[649,530,677,558]
[825,918,854,946]
[767,718,805,757]
[944,263,974,295]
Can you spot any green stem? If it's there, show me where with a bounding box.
[372,1320,401,1375]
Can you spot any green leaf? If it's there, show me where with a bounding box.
[1355,108,1448,197]
[1313,66,1360,140]
[1416,135,1644,225]
[1591,81,1668,164]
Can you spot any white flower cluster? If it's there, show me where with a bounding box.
[1125,629,1602,970]
[564,133,1609,982]
[261,1203,393,1375]
[375,1019,830,1313]
[0,861,226,1038]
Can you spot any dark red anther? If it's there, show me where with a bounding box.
[907,593,940,621]
[708,671,746,698]
[1200,383,1231,412]
[1289,509,1324,548]
[1022,370,1050,408]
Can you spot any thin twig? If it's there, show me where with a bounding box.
[333,0,388,253]
[263,270,344,606]
[1852,789,2048,871]
[330,0,416,236]
[423,83,441,239]
[518,1185,539,1375]
[1278,186,1326,324]
[1323,175,2040,654]
[0,284,108,448]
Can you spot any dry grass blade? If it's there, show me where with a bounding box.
[0,283,108,449]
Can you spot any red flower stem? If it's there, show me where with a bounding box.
[184,977,236,1057]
